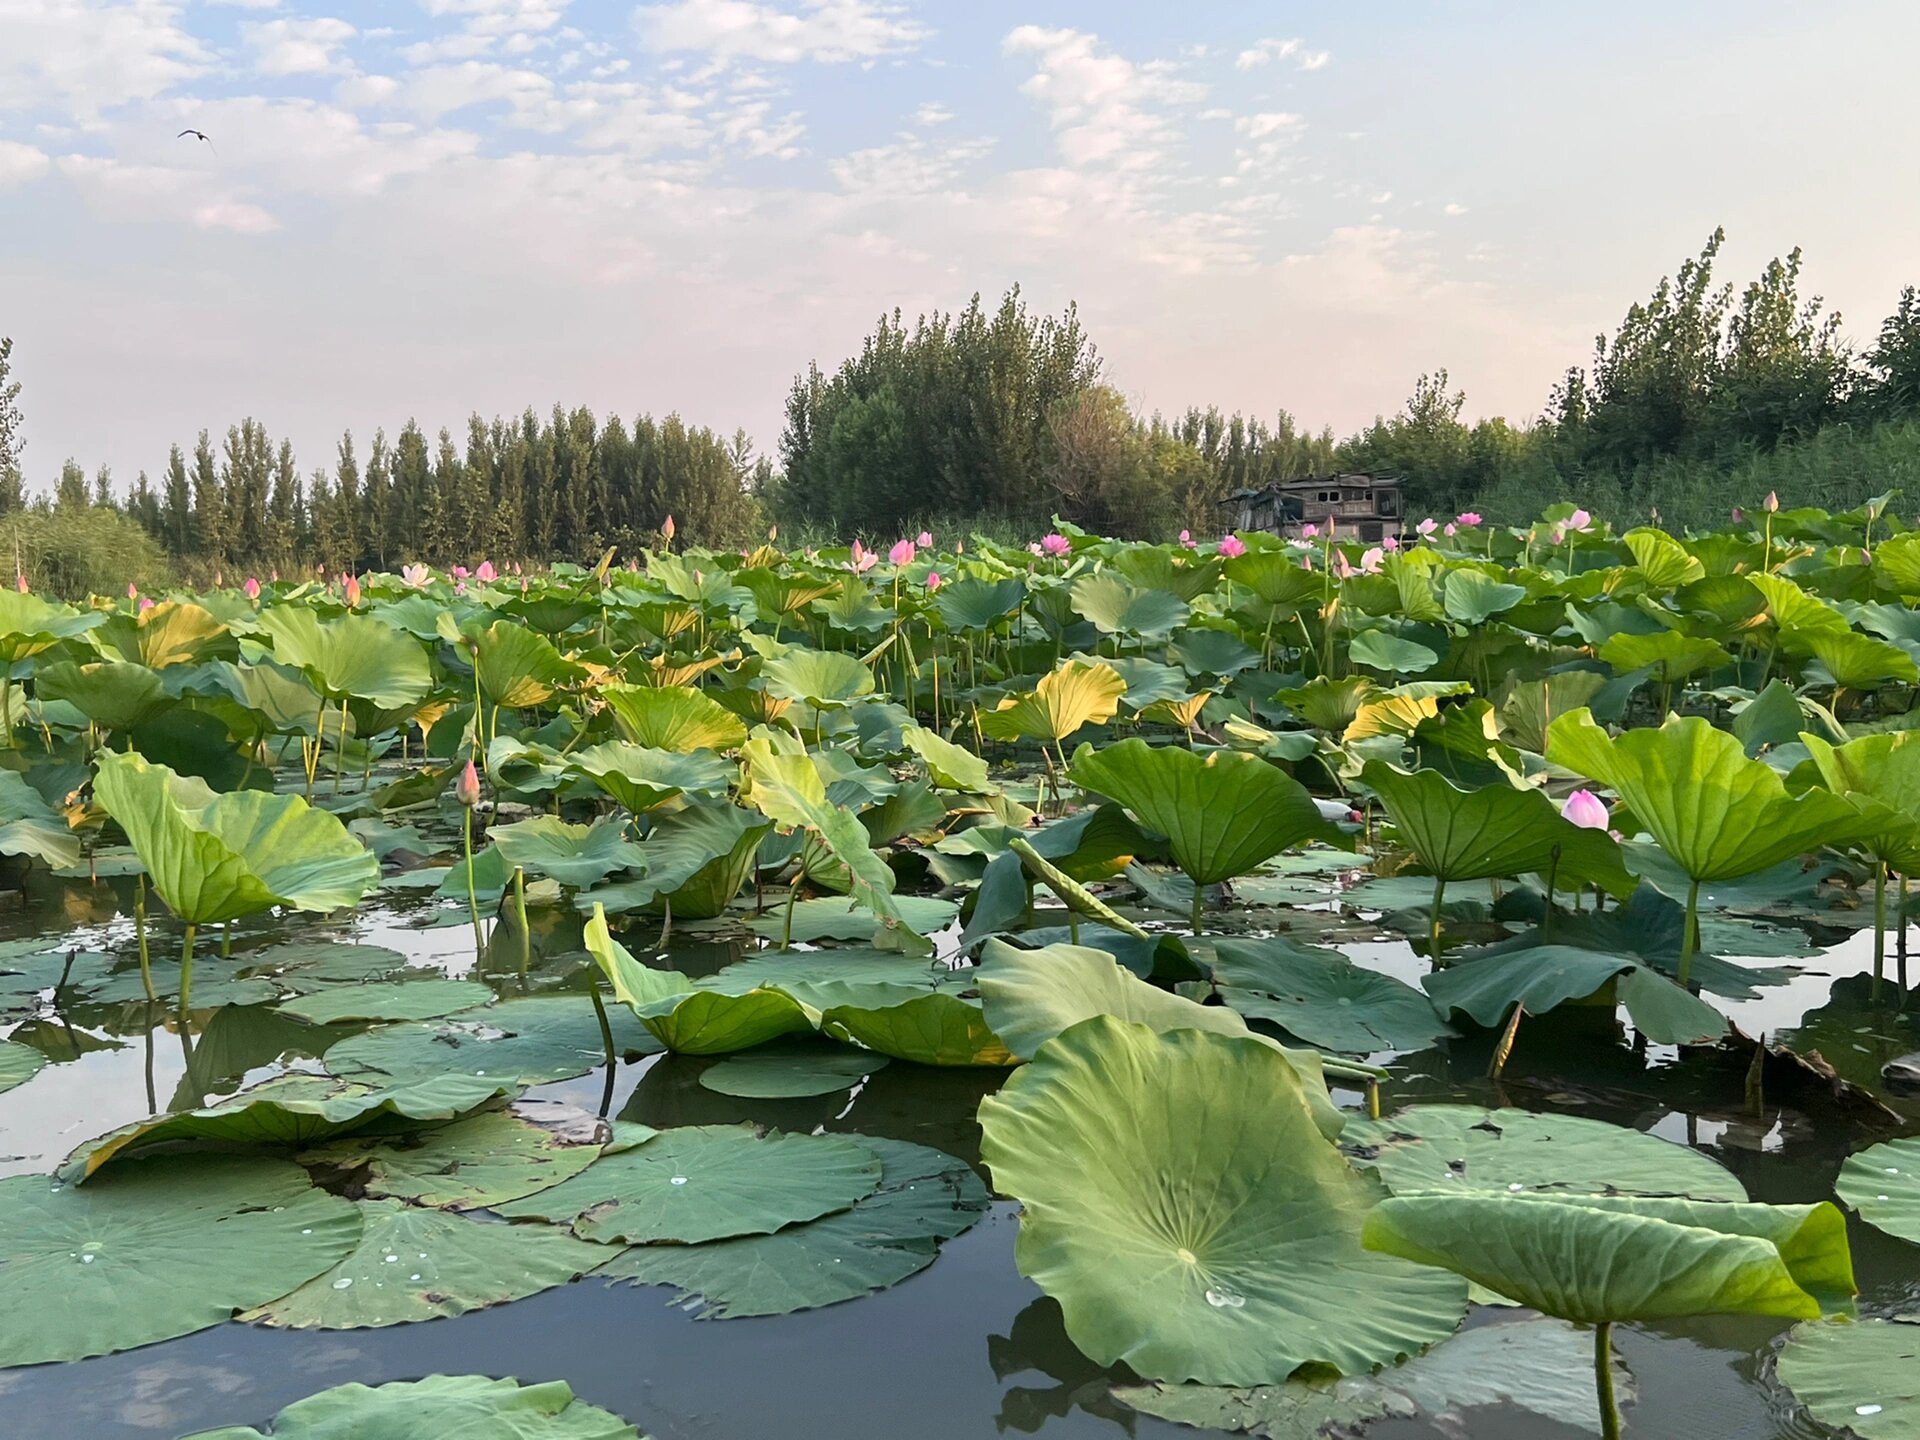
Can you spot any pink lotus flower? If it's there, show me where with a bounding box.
[127,583,137,600]
[916,531,932,549]
[475,561,497,583]
[1028,542,1044,557]
[401,563,430,588]
[343,574,362,608]
[1040,533,1072,557]
[1217,535,1247,558]
[1333,551,1354,579]
[1301,524,1320,539]
[1178,529,1195,549]
[1455,512,1483,527]
[889,539,916,566]
[849,540,877,574]
[451,565,470,580]
[455,759,482,808]
[1301,554,1313,570]
[662,514,676,542]
[1763,491,1779,513]
[138,596,154,613]
[1416,517,1438,537]
[1444,523,1457,537]
[1731,507,1746,524]
[1550,524,1567,545]
[1360,546,1384,573]
[1562,789,1609,830]
[1382,535,1400,552]
[245,577,261,601]
[926,571,942,592]
[520,578,529,593]
[1567,508,1593,532]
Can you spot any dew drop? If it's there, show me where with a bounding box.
[1205,1287,1246,1309]
[81,1254,95,1264]
[410,1274,422,1282]
[383,1255,398,1263]
[1880,1195,1891,1201]
[1176,1247,1198,1264]
[1858,1405,1885,1417]
[332,1278,354,1290]
[1507,1183,1524,1192]
[300,1228,312,1236]
[670,1175,689,1186]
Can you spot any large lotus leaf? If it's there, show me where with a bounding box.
[1340,1104,1744,1200]
[278,979,497,1025]
[466,619,582,709]
[1800,731,1920,867]
[35,659,171,731]
[736,567,843,623]
[258,608,430,708]
[491,816,644,889]
[1424,944,1727,1045]
[92,600,230,668]
[1777,1318,1920,1440]
[183,1375,640,1440]
[1547,709,1868,881]
[497,1123,881,1244]
[1807,629,1920,689]
[699,1042,888,1098]
[325,996,660,1086]
[613,801,770,918]
[1208,939,1452,1054]
[242,941,411,993]
[763,649,875,707]
[1622,526,1707,588]
[1362,1190,1852,1324]
[1116,1317,1632,1438]
[1348,628,1440,675]
[1170,627,1260,678]
[901,723,991,791]
[934,576,1026,630]
[1359,760,1634,894]
[68,1073,514,1180]
[746,894,958,945]
[1439,568,1529,625]
[0,1155,361,1365]
[979,1015,1465,1384]
[566,741,733,813]
[1070,573,1190,640]
[598,1135,987,1318]
[0,769,81,869]
[976,938,1343,1139]
[0,1038,46,1094]
[979,661,1127,744]
[1750,572,1852,649]
[241,1197,609,1329]
[0,588,105,662]
[1498,671,1609,754]
[807,983,1013,1067]
[303,1105,614,1210]
[94,750,379,925]
[601,683,747,753]
[1836,1137,1920,1244]
[703,948,964,997]
[1069,738,1338,887]
[1597,629,1731,682]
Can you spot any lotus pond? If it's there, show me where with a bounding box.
[4,507,1920,1438]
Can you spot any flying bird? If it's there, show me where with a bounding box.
[177,128,214,150]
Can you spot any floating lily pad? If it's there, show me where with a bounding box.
[183,1375,641,1440]
[704,949,965,999]
[1777,1317,1920,1440]
[699,1043,889,1098]
[240,1198,611,1329]
[0,1039,46,1094]
[324,996,660,1086]
[1837,1138,1920,1245]
[277,978,496,1025]
[1209,938,1452,1054]
[747,895,960,944]
[0,1155,361,1365]
[1340,1105,1745,1201]
[496,1123,882,1244]
[303,1104,615,1210]
[241,941,411,993]
[600,1136,987,1317]
[84,959,280,1010]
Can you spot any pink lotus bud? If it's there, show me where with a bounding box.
[1301,524,1319,539]
[1334,551,1353,579]
[1562,789,1609,830]
[475,561,497,583]
[1028,542,1044,557]
[520,578,529,593]
[127,583,138,600]
[13,574,25,593]
[1360,546,1384,573]
[1041,533,1072,557]
[343,574,361,607]
[916,531,932,549]
[849,540,877,574]
[1763,491,1779,513]
[1217,535,1247,558]
[1178,529,1195,549]
[245,577,261,601]
[889,539,916,566]
[1731,507,1745,524]
[662,514,676,542]
[1382,535,1400,552]
[768,526,778,541]
[454,759,481,808]
[1444,523,1457,537]
[1455,512,1483,527]
[138,596,154,612]
[451,566,470,580]
[926,571,942,592]
[1550,524,1567,545]
[1569,508,1592,531]
[1416,517,1438,537]
[270,569,279,581]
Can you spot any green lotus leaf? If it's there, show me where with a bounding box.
[1208,938,1453,1054]
[1424,944,1727,1045]
[746,894,958,945]
[240,1197,609,1329]
[1116,1317,1632,1439]
[736,567,843,624]
[1800,731,1920,866]
[0,1038,47,1094]
[763,648,876,707]
[0,1155,362,1365]
[1597,629,1731,683]
[1340,1104,1745,1200]
[1170,628,1260,678]
[566,741,734,814]
[601,683,748,753]
[94,750,379,926]
[1348,628,1440,675]
[491,815,645,889]
[0,588,105,663]
[611,801,770,918]
[242,941,411,993]
[1836,1137,1920,1245]
[258,607,430,708]
[325,995,661,1086]
[598,1135,986,1318]
[1359,760,1634,895]
[1362,1190,1853,1324]
[303,1104,615,1209]
[698,1042,889,1097]
[35,659,171,731]
[979,1015,1466,1384]
[807,983,1014,1067]
[979,661,1127,744]
[1069,738,1339,888]
[1621,526,1706,588]
[1750,571,1852,650]
[1806,629,1920,689]
[976,938,1343,1139]
[277,978,497,1025]
[68,1073,514,1180]
[934,576,1026,630]
[1441,569,1528,624]
[183,1375,641,1440]
[0,769,82,870]
[1070,573,1191,640]
[497,1122,882,1244]
[1777,1317,1920,1440]
[465,619,582,709]
[1546,709,1869,882]
[901,722,991,791]
[92,600,231,668]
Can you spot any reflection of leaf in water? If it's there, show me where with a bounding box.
[1777,973,1920,1095]
[987,1297,1141,1435]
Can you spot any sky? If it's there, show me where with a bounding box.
[2,0,1918,491]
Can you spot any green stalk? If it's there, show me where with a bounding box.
[1873,861,1887,1004]
[177,923,198,1023]
[1678,877,1701,990]
[781,877,801,951]
[134,874,156,1004]
[587,982,618,1120]
[1542,846,1561,942]
[511,865,530,980]
[1190,882,1205,938]
[1594,1322,1621,1440]
[1429,874,1447,961]
[463,805,485,956]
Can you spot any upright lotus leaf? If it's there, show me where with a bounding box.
[1442,569,1528,625]
[1208,938,1453,1054]
[0,769,81,869]
[1348,627,1440,675]
[1424,944,1728,1046]
[901,723,992,791]
[979,1015,1467,1385]
[91,600,231,668]
[1807,629,1920,690]
[935,576,1026,630]
[1622,526,1706,588]
[1362,1190,1854,1324]
[1546,709,1869,982]
[1596,629,1731,684]
[0,587,105,664]
[601,683,747,753]
[0,1155,362,1366]
[257,607,431,709]
[736,567,843,629]
[1497,671,1608,754]
[34,659,171,731]
[491,815,645,889]
[1749,571,1851,652]
[977,939,1345,1141]
[496,1122,882,1244]
[601,800,770,918]
[93,750,380,926]
[463,618,582,709]
[566,741,734,814]
[1798,730,1920,995]
[1068,739,1339,916]
[1070,573,1190,640]
[1777,1318,1920,1440]
[183,1375,641,1440]
[979,661,1127,745]
[763,649,875,708]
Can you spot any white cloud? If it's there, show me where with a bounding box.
[912,102,952,126]
[1443,202,1468,216]
[1235,112,1302,140]
[1235,37,1330,72]
[1003,25,1204,173]
[402,60,554,120]
[636,0,928,65]
[0,0,207,114]
[56,152,278,233]
[192,199,279,233]
[830,133,990,194]
[0,141,53,187]
[421,0,570,36]
[243,17,357,77]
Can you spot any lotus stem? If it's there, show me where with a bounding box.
[1008,838,1151,941]
[1745,1031,1766,1118]
[1594,1321,1621,1440]
[1190,882,1204,938]
[332,694,349,794]
[177,922,197,1023]
[657,895,674,952]
[221,921,232,959]
[134,874,156,1005]
[1489,1002,1524,1080]
[1429,874,1447,962]
[1899,873,1910,1004]
[1542,846,1561,943]
[511,865,530,980]
[462,805,485,957]
[1366,1079,1381,1120]
[1677,877,1700,990]
[142,1017,156,1116]
[781,876,801,951]
[1873,861,1887,1004]
[587,981,618,1119]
